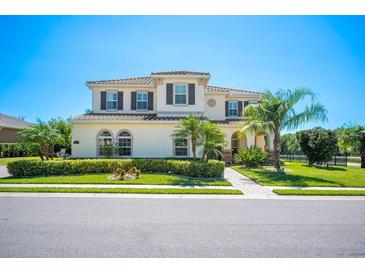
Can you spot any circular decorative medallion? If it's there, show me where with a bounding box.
[207,98,216,107]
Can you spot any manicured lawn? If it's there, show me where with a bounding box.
[273,189,365,196]
[0,173,230,186]
[0,187,242,195]
[0,157,39,166]
[232,161,365,187]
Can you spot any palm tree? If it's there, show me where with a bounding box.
[17,119,63,160]
[240,88,328,169]
[199,121,227,162]
[172,114,204,160]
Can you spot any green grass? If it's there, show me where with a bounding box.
[0,173,230,186]
[0,187,242,195]
[0,157,39,166]
[273,189,365,196]
[232,161,365,187]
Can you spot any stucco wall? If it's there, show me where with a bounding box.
[204,94,226,120]
[72,122,201,158]
[156,77,205,114]
[92,87,157,113]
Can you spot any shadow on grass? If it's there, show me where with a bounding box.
[302,165,347,171]
[236,166,349,187]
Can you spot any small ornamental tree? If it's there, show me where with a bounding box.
[234,146,268,167]
[296,127,337,165]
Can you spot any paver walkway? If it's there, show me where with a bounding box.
[224,167,276,198]
[0,166,10,178]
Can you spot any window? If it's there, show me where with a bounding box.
[137,91,148,110]
[106,91,117,110]
[228,101,238,117]
[118,131,132,156]
[174,138,188,156]
[98,131,113,157]
[174,84,187,105]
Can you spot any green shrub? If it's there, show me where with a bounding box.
[0,143,39,157]
[296,127,338,165]
[234,146,268,167]
[7,159,225,178]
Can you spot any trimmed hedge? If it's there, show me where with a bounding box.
[7,159,225,178]
[0,143,39,157]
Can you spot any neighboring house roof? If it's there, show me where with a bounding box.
[73,113,244,126]
[0,113,31,130]
[86,71,262,96]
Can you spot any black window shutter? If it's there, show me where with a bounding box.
[188,84,195,105]
[244,101,249,108]
[131,92,136,110]
[238,101,243,116]
[166,83,173,105]
[100,91,106,110]
[148,92,153,110]
[117,92,123,110]
[225,101,229,117]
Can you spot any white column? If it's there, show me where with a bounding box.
[246,133,255,148]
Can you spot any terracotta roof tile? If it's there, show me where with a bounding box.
[151,70,210,76]
[207,85,262,96]
[87,77,153,87]
[73,113,244,126]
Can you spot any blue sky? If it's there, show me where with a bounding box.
[0,16,364,131]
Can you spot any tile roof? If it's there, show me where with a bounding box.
[73,113,244,126]
[207,86,262,96]
[151,70,210,76]
[87,77,153,87]
[0,113,32,129]
[74,113,182,122]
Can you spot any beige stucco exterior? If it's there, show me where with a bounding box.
[72,71,273,160]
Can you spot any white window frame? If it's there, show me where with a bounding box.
[173,83,188,105]
[174,137,189,157]
[136,91,148,111]
[106,91,118,111]
[117,131,132,157]
[228,100,238,117]
[97,130,113,157]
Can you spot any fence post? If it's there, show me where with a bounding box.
[334,155,337,166]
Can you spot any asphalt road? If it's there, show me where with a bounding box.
[1,197,365,257]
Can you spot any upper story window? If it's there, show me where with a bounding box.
[136,91,148,110]
[174,84,187,105]
[228,101,238,117]
[106,91,118,110]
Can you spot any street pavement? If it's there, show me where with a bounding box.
[0,197,365,258]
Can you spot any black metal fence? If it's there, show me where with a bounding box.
[280,154,347,166]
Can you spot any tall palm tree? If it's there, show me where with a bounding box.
[172,114,204,159]
[199,121,227,162]
[240,88,328,169]
[18,119,63,160]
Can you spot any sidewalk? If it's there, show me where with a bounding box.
[265,186,365,191]
[0,183,236,190]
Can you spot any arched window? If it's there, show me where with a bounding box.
[118,131,132,156]
[98,131,113,157]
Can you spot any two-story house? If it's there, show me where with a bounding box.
[71,70,274,162]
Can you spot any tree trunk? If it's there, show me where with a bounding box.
[361,135,365,168]
[191,137,197,160]
[273,129,281,169]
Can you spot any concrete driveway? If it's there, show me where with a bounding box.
[0,166,10,178]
